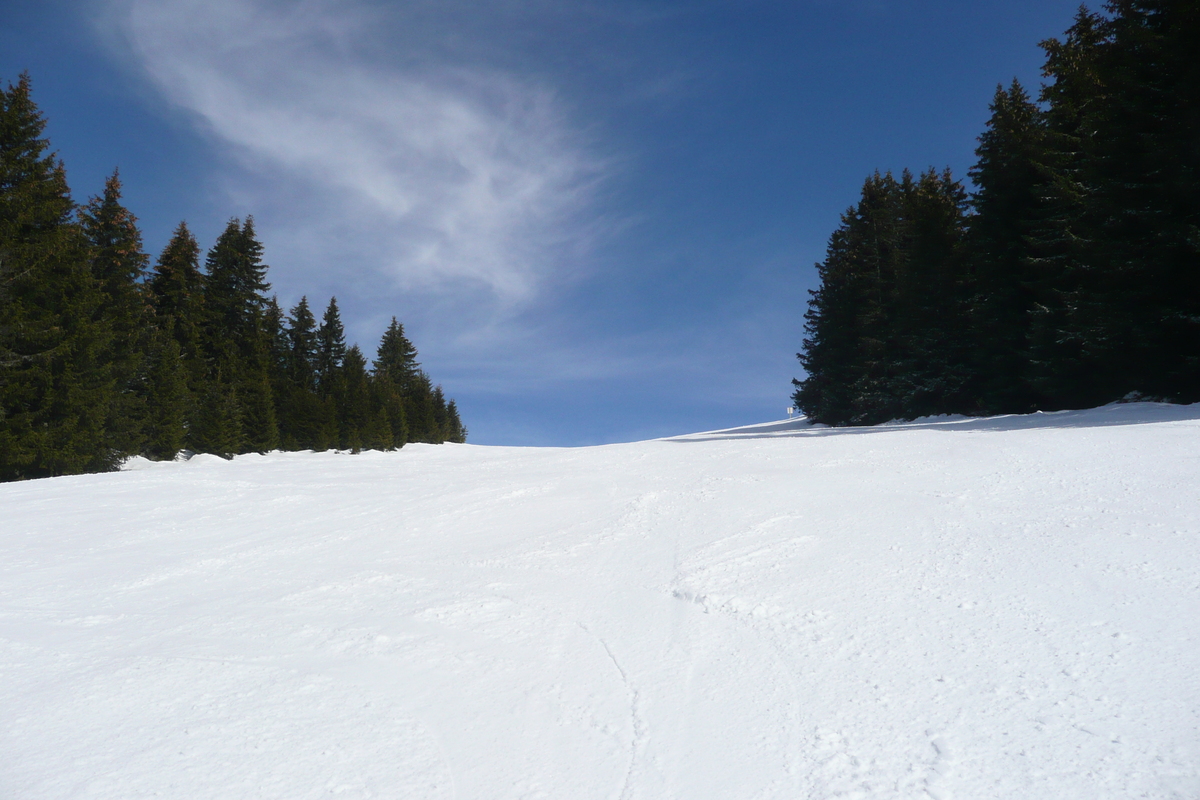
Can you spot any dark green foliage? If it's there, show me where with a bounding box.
[149,221,205,379]
[315,297,346,392]
[277,296,330,450]
[143,332,189,460]
[191,378,243,459]
[336,345,371,452]
[445,399,467,443]
[795,2,1200,425]
[793,169,970,425]
[236,319,279,454]
[1077,0,1200,402]
[0,74,113,480]
[195,219,280,455]
[204,217,270,349]
[368,318,461,444]
[0,72,461,479]
[373,317,419,390]
[964,80,1047,413]
[285,296,317,391]
[79,170,150,457]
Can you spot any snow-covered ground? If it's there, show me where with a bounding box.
[2,403,1199,799]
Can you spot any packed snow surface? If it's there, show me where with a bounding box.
[3,403,1200,799]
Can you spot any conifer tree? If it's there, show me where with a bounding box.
[191,378,243,458]
[263,296,289,375]
[373,317,420,391]
[278,296,335,449]
[794,172,905,425]
[371,380,408,449]
[142,332,189,460]
[965,80,1047,413]
[405,370,439,443]
[285,296,318,391]
[1025,7,1110,406]
[199,218,276,453]
[0,74,111,480]
[445,399,467,443]
[794,169,969,424]
[149,221,205,382]
[237,315,279,453]
[79,170,150,457]
[337,345,371,451]
[1079,0,1200,401]
[204,218,270,344]
[889,168,971,419]
[315,297,346,392]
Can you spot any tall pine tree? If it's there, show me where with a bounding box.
[79,169,150,457]
[0,74,112,480]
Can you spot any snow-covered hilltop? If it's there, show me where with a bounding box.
[3,403,1199,799]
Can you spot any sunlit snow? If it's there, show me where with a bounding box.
[3,403,1199,798]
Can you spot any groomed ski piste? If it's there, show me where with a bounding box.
[2,402,1199,799]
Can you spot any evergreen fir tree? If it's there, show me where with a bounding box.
[445,398,467,443]
[315,297,346,393]
[1025,7,1110,407]
[794,172,905,425]
[888,168,971,419]
[198,218,276,454]
[191,378,243,458]
[0,73,112,480]
[285,296,318,391]
[405,371,439,443]
[79,169,150,457]
[143,331,189,460]
[1079,0,1200,400]
[794,169,969,424]
[204,217,270,344]
[371,380,407,449]
[149,221,205,382]
[965,80,1047,413]
[237,315,279,453]
[373,317,420,391]
[337,345,371,452]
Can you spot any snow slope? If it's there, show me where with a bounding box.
[2,403,1199,799]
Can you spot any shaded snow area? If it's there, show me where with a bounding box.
[3,403,1200,799]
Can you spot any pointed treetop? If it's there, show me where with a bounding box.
[373,316,420,386]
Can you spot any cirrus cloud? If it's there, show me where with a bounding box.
[105,0,609,304]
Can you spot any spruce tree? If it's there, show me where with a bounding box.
[1026,7,1110,407]
[315,297,346,393]
[794,172,905,425]
[1080,0,1200,401]
[794,169,969,424]
[149,221,205,382]
[965,80,1047,413]
[337,345,371,452]
[373,317,420,391]
[79,170,150,457]
[143,331,189,460]
[199,218,276,454]
[0,74,112,480]
[445,399,467,443]
[889,168,971,419]
[285,296,318,391]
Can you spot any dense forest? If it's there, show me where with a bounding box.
[794,1,1199,425]
[0,74,465,483]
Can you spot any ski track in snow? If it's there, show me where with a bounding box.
[3,403,1200,798]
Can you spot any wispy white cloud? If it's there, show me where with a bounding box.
[104,0,608,305]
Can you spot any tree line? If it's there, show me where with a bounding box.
[1,73,465,482]
[794,1,1199,425]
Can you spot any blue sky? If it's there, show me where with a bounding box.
[2,0,1083,445]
